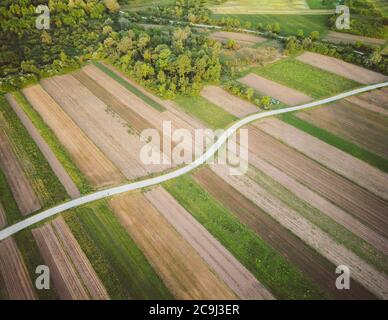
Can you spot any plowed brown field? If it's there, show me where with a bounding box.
[22,85,123,188]
[145,186,273,300]
[0,237,36,299]
[109,192,236,300]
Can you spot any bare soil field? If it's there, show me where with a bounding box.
[23,85,123,188]
[5,94,80,199]
[0,202,6,229]
[194,166,376,299]
[33,217,109,300]
[297,52,388,84]
[296,101,388,159]
[210,31,265,47]
[324,31,386,46]
[255,118,388,201]
[201,85,258,117]
[145,186,272,300]
[41,75,166,179]
[211,164,387,299]
[346,88,388,116]
[0,237,36,299]
[109,192,236,300]
[248,151,388,255]
[239,73,312,105]
[248,128,388,238]
[0,129,41,215]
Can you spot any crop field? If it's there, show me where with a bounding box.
[210,31,266,47]
[347,88,388,116]
[324,31,387,46]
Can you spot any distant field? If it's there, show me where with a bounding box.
[122,0,174,11]
[253,58,360,99]
[306,0,337,9]
[211,14,330,37]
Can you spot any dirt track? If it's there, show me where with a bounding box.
[0,202,6,229]
[33,218,109,300]
[324,31,386,46]
[0,128,41,215]
[109,192,236,300]
[194,167,376,299]
[211,164,387,299]
[239,73,312,106]
[201,85,258,117]
[145,186,273,300]
[297,52,388,84]
[248,128,388,238]
[256,117,388,201]
[297,101,388,159]
[5,94,80,199]
[210,31,265,46]
[23,85,123,188]
[0,237,36,299]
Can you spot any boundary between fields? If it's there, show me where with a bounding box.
[0,82,387,241]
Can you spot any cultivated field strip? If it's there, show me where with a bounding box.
[256,118,388,201]
[193,167,376,299]
[324,31,387,46]
[296,101,388,159]
[22,85,123,188]
[5,94,80,199]
[247,151,388,255]
[297,52,388,84]
[209,31,265,47]
[145,186,274,300]
[248,128,388,237]
[0,129,41,215]
[82,64,205,157]
[201,85,258,117]
[0,237,36,299]
[41,75,169,179]
[33,218,109,300]
[239,73,312,106]
[109,192,237,300]
[347,90,388,116]
[0,202,6,229]
[211,164,388,299]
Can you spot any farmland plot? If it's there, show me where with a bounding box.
[297,52,388,84]
[296,101,388,159]
[109,192,236,300]
[201,85,258,117]
[324,31,386,46]
[211,164,387,299]
[239,73,312,106]
[248,129,388,238]
[0,129,41,215]
[0,237,36,300]
[210,31,265,47]
[347,88,388,116]
[33,217,109,300]
[255,118,388,201]
[0,202,6,229]
[194,167,375,299]
[145,186,272,300]
[23,85,123,188]
[5,94,80,199]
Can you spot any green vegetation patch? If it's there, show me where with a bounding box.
[0,95,67,207]
[13,92,92,194]
[211,14,330,37]
[174,95,237,129]
[280,113,388,173]
[306,0,337,9]
[65,201,172,300]
[164,174,325,300]
[247,166,388,274]
[92,61,166,112]
[253,58,360,99]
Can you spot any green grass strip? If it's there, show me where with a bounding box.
[12,91,92,194]
[174,95,237,129]
[164,175,326,300]
[92,61,165,112]
[65,201,173,300]
[0,95,67,207]
[253,58,360,99]
[247,166,388,274]
[280,112,388,173]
